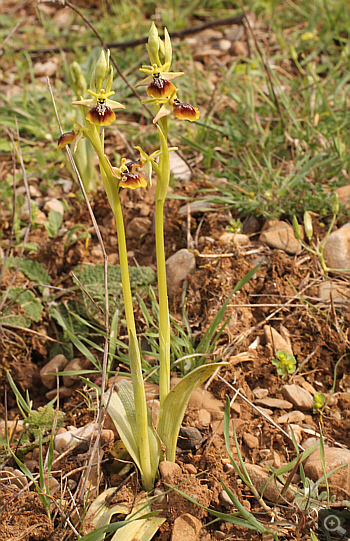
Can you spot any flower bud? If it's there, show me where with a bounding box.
[303,211,313,241]
[147,22,161,67]
[105,66,114,94]
[293,215,301,241]
[164,27,172,66]
[158,36,165,59]
[90,50,109,93]
[69,61,87,98]
[331,192,339,215]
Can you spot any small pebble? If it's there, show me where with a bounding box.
[183,464,197,475]
[243,433,259,449]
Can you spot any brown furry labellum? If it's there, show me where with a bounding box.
[173,100,200,122]
[57,130,77,149]
[147,76,176,99]
[86,101,116,126]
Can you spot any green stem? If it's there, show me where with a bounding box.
[156,117,171,408]
[155,197,170,405]
[84,122,153,490]
[113,193,153,491]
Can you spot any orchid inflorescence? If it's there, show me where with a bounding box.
[57,24,219,494]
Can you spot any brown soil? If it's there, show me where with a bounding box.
[1,3,350,540]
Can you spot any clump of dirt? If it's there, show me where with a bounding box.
[0,488,60,541]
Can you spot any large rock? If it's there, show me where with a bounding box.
[54,423,95,453]
[323,223,350,270]
[166,249,196,296]
[318,281,350,301]
[259,221,301,255]
[40,354,68,389]
[281,384,313,411]
[125,217,152,239]
[304,447,350,494]
[244,464,295,503]
[63,358,84,387]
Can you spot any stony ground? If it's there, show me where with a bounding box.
[1,1,350,540]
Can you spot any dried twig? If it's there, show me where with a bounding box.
[48,77,110,504]
[23,7,244,55]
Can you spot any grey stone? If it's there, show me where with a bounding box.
[44,198,64,216]
[318,280,350,301]
[63,358,84,387]
[281,384,314,411]
[323,223,350,270]
[304,447,350,494]
[219,232,250,245]
[277,411,305,424]
[169,152,191,182]
[45,386,73,401]
[245,463,295,503]
[177,426,202,450]
[125,217,152,239]
[40,354,68,389]
[166,249,196,295]
[259,222,301,254]
[252,388,269,400]
[255,397,293,410]
[54,423,95,453]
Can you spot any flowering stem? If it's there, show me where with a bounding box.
[84,123,153,490]
[112,193,153,491]
[155,117,171,408]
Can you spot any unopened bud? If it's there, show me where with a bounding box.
[147,22,161,66]
[164,27,172,66]
[158,36,165,59]
[90,50,109,93]
[303,211,313,241]
[69,61,87,98]
[105,66,114,93]
[331,192,339,215]
[293,215,301,241]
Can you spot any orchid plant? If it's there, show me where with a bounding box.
[58,24,221,492]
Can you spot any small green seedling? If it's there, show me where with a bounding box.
[313,392,326,414]
[272,350,296,377]
[293,194,350,275]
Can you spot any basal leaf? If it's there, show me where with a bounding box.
[157,363,225,461]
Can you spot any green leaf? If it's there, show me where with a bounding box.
[85,487,130,541]
[71,263,156,327]
[44,210,63,237]
[103,379,159,485]
[51,308,101,369]
[23,401,65,439]
[157,362,225,462]
[3,286,43,328]
[3,257,50,286]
